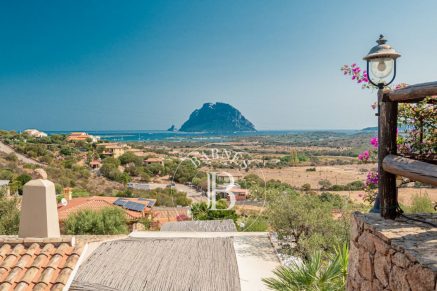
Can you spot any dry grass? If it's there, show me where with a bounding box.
[249,163,376,189]
[314,188,437,206]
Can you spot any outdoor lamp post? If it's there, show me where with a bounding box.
[365,35,401,215]
[363,35,401,89]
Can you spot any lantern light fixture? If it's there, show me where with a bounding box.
[363,35,401,89]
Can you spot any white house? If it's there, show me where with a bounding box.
[23,129,48,138]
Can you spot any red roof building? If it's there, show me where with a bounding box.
[151,207,191,226]
[57,196,156,221]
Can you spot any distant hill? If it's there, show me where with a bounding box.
[179,102,256,133]
[361,127,378,131]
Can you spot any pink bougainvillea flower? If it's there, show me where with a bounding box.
[358,150,370,162]
[370,137,378,148]
[366,171,379,186]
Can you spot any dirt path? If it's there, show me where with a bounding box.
[0,141,43,166]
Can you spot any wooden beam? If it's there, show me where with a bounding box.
[378,91,398,219]
[383,154,437,186]
[388,81,437,102]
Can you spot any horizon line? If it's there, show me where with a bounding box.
[7,128,376,132]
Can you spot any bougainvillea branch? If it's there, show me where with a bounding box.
[341,63,437,202]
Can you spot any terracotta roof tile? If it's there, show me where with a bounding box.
[151,207,190,225]
[58,196,154,220]
[0,238,84,291]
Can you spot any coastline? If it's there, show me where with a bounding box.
[43,129,369,142]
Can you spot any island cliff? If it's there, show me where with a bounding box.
[179,102,256,133]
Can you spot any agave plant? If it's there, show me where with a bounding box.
[262,244,349,291]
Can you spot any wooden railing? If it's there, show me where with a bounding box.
[382,155,437,186]
[388,81,437,102]
[378,82,437,219]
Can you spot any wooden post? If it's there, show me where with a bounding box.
[378,90,399,219]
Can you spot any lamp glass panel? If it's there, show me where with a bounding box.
[370,58,394,83]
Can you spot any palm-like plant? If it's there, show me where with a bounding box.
[262,244,349,291]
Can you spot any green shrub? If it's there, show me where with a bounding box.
[140,171,151,182]
[100,157,131,183]
[72,188,90,198]
[318,179,332,190]
[119,152,142,166]
[267,193,349,258]
[319,192,345,208]
[325,180,364,191]
[136,187,191,207]
[239,173,264,188]
[405,193,434,213]
[0,191,20,235]
[60,146,74,156]
[263,244,349,291]
[171,160,198,183]
[301,183,311,192]
[191,200,237,222]
[64,207,128,235]
[138,217,152,230]
[5,153,18,162]
[116,189,134,197]
[238,216,269,232]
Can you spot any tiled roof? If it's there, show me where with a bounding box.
[0,237,84,291]
[57,196,154,221]
[151,207,190,225]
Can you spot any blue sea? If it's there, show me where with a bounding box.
[44,129,365,142]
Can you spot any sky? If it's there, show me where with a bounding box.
[1,0,437,131]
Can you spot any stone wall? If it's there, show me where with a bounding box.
[347,212,437,291]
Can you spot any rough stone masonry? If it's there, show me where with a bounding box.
[347,212,437,291]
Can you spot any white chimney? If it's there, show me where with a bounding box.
[64,187,73,200]
[18,179,61,238]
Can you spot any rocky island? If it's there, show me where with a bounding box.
[179,102,256,133]
[167,125,177,132]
